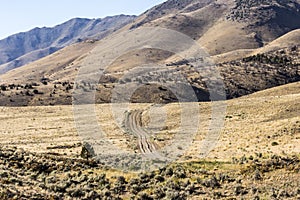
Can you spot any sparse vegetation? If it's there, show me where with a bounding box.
[80,142,96,160]
[0,146,299,199]
[228,0,300,23]
[242,53,292,65]
[0,0,299,199]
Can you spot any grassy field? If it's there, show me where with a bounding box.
[0,82,298,160]
[0,82,299,199]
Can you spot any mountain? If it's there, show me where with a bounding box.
[0,15,136,73]
[132,0,300,55]
[0,0,299,106]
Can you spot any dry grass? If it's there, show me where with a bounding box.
[253,29,300,55]
[212,28,300,63]
[0,41,97,84]
[198,20,260,56]
[0,82,298,161]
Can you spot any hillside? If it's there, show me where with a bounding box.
[0,40,298,106]
[212,28,300,63]
[132,0,300,55]
[0,15,136,73]
[0,0,299,106]
[0,1,299,199]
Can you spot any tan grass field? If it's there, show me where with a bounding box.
[0,82,298,162]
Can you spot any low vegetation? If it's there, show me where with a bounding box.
[0,146,299,199]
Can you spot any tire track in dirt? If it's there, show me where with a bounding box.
[125,110,158,156]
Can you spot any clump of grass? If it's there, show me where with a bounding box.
[271,141,279,146]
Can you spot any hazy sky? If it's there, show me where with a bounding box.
[0,0,166,39]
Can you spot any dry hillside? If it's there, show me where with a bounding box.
[0,43,298,106]
[0,0,299,106]
[0,0,299,199]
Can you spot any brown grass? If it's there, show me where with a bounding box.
[0,82,298,161]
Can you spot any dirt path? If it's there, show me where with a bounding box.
[125,110,157,155]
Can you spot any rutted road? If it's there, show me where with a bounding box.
[125,110,157,155]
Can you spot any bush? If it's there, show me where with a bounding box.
[25,90,33,96]
[138,192,153,200]
[80,142,96,160]
[24,84,33,89]
[0,85,7,91]
[271,141,279,146]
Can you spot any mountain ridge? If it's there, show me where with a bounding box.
[0,0,299,106]
[0,15,136,73]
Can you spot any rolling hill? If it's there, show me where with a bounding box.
[0,0,299,106]
[0,1,299,199]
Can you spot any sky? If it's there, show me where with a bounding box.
[0,0,166,40]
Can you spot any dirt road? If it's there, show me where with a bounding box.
[125,110,158,155]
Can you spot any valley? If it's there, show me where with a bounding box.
[0,0,299,199]
[0,82,299,199]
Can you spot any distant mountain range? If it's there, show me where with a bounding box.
[0,0,299,106]
[0,15,136,73]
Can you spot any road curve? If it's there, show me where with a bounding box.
[125,110,158,156]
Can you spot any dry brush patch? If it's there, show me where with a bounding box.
[0,145,299,199]
[0,84,299,198]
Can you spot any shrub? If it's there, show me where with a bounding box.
[80,142,95,160]
[138,192,153,200]
[25,90,33,96]
[271,141,279,146]
[0,85,7,91]
[24,84,33,89]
